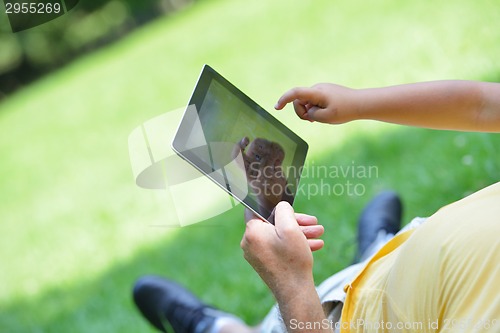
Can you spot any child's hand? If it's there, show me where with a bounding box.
[275,83,360,124]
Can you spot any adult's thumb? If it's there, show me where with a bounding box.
[274,201,298,231]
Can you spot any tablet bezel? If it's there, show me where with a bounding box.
[172,64,308,223]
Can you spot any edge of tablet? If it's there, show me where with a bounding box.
[171,64,308,224]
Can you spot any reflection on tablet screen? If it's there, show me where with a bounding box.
[231,137,294,219]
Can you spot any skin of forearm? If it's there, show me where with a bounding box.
[356,80,500,132]
[274,280,333,333]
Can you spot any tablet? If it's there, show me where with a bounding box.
[172,65,308,224]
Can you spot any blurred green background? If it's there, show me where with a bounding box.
[0,0,195,96]
[1,0,499,332]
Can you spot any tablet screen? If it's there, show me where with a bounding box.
[172,65,308,223]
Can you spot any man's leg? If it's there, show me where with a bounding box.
[132,191,403,333]
[354,191,402,262]
[133,275,259,333]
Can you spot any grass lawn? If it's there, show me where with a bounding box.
[0,0,499,331]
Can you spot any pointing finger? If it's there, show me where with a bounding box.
[275,87,322,110]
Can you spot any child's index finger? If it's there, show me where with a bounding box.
[275,87,317,110]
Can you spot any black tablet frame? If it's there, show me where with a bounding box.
[172,64,308,223]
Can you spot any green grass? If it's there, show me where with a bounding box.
[1,0,499,331]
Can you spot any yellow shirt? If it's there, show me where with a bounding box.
[341,182,500,332]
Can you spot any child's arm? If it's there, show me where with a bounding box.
[275,80,500,132]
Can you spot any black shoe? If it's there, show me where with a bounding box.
[133,275,230,333]
[354,191,402,262]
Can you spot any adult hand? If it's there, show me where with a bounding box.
[243,206,324,252]
[274,83,359,124]
[241,202,324,299]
